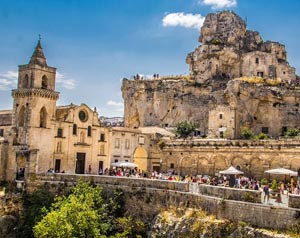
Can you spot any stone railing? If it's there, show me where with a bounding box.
[164,138,300,148]
[189,183,261,203]
[35,173,260,203]
[35,173,189,192]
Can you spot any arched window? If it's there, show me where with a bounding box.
[42,75,48,89]
[19,106,25,127]
[73,124,77,135]
[39,107,47,128]
[87,126,92,137]
[56,142,62,152]
[23,74,29,88]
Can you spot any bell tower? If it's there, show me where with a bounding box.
[12,39,59,145]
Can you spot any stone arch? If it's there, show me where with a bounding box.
[250,157,264,179]
[164,156,179,174]
[133,146,148,172]
[197,156,209,175]
[18,106,25,127]
[39,107,47,128]
[270,157,281,169]
[289,158,300,171]
[213,155,227,175]
[231,156,250,175]
[42,75,48,89]
[179,156,194,176]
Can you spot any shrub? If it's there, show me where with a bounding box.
[271,179,278,191]
[260,178,268,185]
[285,128,299,137]
[255,133,268,140]
[240,127,254,139]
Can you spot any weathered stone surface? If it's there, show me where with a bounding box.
[123,11,299,139]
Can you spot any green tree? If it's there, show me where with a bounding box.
[175,121,195,138]
[17,184,55,238]
[34,180,111,238]
[240,127,254,139]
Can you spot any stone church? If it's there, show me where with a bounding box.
[0,40,174,181]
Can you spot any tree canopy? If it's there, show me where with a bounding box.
[175,121,195,138]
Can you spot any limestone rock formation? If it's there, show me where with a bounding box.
[122,11,299,139]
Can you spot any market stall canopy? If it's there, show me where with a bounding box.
[111,161,138,168]
[265,168,297,176]
[219,166,244,175]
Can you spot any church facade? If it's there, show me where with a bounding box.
[0,40,157,181]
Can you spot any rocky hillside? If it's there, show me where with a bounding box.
[123,11,299,138]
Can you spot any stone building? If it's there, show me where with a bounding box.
[122,11,300,139]
[0,40,173,181]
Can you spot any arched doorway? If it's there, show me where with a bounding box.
[133,147,148,172]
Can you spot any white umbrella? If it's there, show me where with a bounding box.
[219,166,244,175]
[111,161,138,168]
[265,168,297,176]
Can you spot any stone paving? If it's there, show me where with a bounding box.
[261,190,289,207]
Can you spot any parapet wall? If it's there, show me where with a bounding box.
[32,174,300,231]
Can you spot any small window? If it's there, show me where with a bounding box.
[219,131,224,138]
[257,72,264,77]
[100,133,105,141]
[73,124,77,135]
[283,72,286,75]
[170,163,175,169]
[57,128,63,137]
[42,75,48,89]
[0,129,4,137]
[282,127,287,135]
[255,58,259,64]
[262,127,269,134]
[87,126,92,137]
[219,114,223,119]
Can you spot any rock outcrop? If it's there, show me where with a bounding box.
[122,11,300,138]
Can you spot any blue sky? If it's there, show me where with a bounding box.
[0,0,299,117]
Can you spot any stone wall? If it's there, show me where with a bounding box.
[161,138,300,178]
[288,194,300,209]
[190,183,261,203]
[31,175,300,231]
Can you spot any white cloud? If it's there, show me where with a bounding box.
[56,72,76,89]
[200,0,237,9]
[162,12,205,30]
[0,70,18,91]
[107,100,123,107]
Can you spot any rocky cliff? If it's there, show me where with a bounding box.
[122,11,299,138]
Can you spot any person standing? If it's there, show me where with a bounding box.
[263,184,270,203]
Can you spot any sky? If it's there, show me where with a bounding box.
[0,0,299,117]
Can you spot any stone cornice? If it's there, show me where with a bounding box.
[12,88,59,100]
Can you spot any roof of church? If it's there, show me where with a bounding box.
[0,110,12,126]
[29,39,47,67]
[56,104,77,121]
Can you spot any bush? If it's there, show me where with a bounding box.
[271,179,278,191]
[285,128,299,137]
[255,133,268,140]
[240,127,254,139]
[260,178,268,185]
